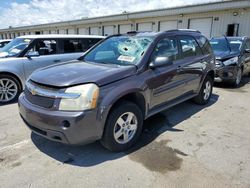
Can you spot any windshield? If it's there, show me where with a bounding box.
[210,38,242,53]
[0,38,32,57]
[84,35,154,65]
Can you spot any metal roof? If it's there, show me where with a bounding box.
[0,0,250,32]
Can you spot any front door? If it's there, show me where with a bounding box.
[147,36,186,109]
[23,39,62,78]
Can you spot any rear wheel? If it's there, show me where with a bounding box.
[0,75,21,104]
[101,101,143,152]
[193,76,213,105]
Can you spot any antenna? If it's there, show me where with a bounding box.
[223,35,231,52]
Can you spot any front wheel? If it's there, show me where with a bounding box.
[101,101,143,152]
[0,75,22,105]
[193,76,213,105]
[231,68,242,87]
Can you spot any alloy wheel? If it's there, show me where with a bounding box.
[203,81,211,100]
[0,78,18,103]
[113,112,138,144]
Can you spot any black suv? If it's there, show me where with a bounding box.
[19,30,215,151]
[210,36,250,86]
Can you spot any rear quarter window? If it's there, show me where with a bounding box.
[196,36,213,55]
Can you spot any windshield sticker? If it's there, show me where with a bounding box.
[118,55,136,62]
[24,39,31,43]
[10,48,21,53]
[230,41,241,44]
[210,41,219,44]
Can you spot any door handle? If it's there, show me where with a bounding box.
[54,59,61,63]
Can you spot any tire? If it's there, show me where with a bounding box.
[193,76,213,105]
[101,101,143,152]
[231,68,242,87]
[0,74,22,105]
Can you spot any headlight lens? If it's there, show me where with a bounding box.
[223,56,238,66]
[59,84,99,111]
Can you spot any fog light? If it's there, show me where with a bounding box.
[62,120,70,128]
[228,72,234,77]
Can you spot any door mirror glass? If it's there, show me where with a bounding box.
[149,57,173,68]
[245,49,250,53]
[26,51,39,58]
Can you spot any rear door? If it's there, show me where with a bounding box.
[176,35,206,93]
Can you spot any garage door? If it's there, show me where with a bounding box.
[90,27,99,35]
[68,29,75,34]
[137,22,153,31]
[104,25,115,36]
[119,24,132,34]
[159,20,178,31]
[78,28,88,35]
[59,29,66,34]
[189,18,212,38]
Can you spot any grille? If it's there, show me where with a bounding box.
[24,84,55,109]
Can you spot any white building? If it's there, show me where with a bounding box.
[0,0,250,39]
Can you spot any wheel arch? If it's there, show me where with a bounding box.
[0,71,23,90]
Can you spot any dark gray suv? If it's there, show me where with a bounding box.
[19,30,215,151]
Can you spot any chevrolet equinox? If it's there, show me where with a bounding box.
[19,30,215,151]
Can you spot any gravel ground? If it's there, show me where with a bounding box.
[0,77,250,188]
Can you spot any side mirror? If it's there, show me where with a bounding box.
[149,57,173,69]
[26,51,39,58]
[245,49,250,53]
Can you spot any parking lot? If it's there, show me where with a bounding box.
[0,77,249,188]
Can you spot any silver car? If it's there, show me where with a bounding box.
[0,34,104,104]
[0,39,11,49]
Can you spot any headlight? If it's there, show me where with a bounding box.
[223,56,238,66]
[59,84,99,111]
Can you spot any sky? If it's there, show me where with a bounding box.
[0,0,222,29]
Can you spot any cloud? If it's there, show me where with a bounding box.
[0,0,220,29]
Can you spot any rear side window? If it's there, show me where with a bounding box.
[60,38,102,53]
[81,38,102,52]
[196,36,213,55]
[61,39,83,53]
[178,36,202,58]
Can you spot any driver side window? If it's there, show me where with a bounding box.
[151,37,179,63]
[28,39,57,56]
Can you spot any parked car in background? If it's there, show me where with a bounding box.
[0,34,104,104]
[19,30,215,152]
[0,39,11,49]
[210,36,250,86]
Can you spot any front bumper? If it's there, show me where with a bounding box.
[18,93,103,145]
[214,66,238,82]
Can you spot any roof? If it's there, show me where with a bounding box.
[17,34,105,39]
[0,39,12,42]
[211,36,249,41]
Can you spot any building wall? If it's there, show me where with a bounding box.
[0,7,250,39]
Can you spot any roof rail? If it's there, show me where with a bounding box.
[165,29,201,33]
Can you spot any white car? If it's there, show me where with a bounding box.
[0,39,12,49]
[0,34,104,104]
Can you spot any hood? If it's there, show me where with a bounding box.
[30,60,137,87]
[214,51,240,61]
[0,52,9,58]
